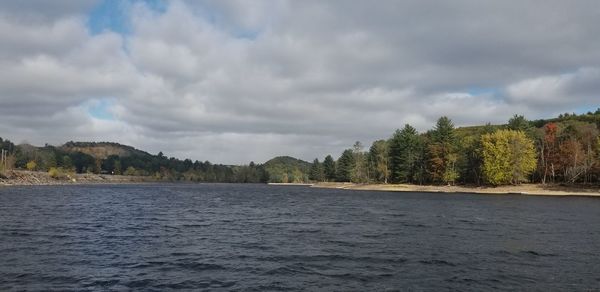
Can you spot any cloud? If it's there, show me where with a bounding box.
[507,68,600,108]
[1,0,599,163]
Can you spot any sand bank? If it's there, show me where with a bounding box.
[310,182,600,197]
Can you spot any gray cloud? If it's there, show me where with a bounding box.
[1,0,599,164]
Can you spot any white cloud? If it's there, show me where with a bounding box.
[1,0,599,164]
[507,68,600,108]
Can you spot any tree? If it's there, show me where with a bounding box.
[427,117,458,184]
[0,153,16,173]
[389,124,420,183]
[351,141,368,183]
[443,153,459,185]
[481,129,537,185]
[368,140,389,183]
[426,143,445,183]
[62,155,73,171]
[538,122,560,184]
[336,149,355,182]
[559,139,585,183]
[323,155,336,181]
[431,116,455,145]
[459,135,483,185]
[309,158,325,182]
[507,114,530,132]
[113,160,122,175]
[560,121,599,183]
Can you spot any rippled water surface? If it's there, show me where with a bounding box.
[1,184,600,291]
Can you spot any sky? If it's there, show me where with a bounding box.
[0,0,599,164]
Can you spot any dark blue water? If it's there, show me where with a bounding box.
[1,184,599,291]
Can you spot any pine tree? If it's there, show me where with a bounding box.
[507,114,530,132]
[323,155,336,181]
[336,149,355,182]
[309,158,324,182]
[427,117,458,184]
[389,124,420,183]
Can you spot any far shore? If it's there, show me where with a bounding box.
[0,170,155,187]
[2,170,600,197]
[309,182,600,197]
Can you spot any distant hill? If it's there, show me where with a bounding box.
[61,141,152,160]
[263,156,311,183]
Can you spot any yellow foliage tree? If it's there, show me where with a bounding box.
[26,160,37,171]
[481,130,537,185]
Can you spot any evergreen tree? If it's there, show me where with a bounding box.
[389,124,420,183]
[431,116,455,145]
[507,114,530,132]
[427,117,458,184]
[309,158,325,181]
[336,149,355,182]
[323,155,336,181]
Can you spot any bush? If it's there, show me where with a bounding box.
[48,167,74,180]
[124,166,136,176]
[26,160,37,171]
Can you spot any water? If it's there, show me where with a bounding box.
[1,184,599,291]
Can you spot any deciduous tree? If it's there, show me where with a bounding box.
[368,140,389,183]
[481,130,537,185]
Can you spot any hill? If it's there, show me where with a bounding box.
[61,141,152,160]
[263,156,311,183]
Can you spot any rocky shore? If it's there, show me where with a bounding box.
[0,170,155,186]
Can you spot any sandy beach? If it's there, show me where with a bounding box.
[310,182,600,197]
[2,170,599,197]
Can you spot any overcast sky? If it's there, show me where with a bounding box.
[1,0,599,164]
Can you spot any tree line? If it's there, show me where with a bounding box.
[0,140,269,183]
[2,110,600,185]
[309,111,600,186]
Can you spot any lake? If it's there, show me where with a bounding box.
[1,184,599,291]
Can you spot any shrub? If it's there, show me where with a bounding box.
[124,166,136,176]
[48,167,74,180]
[26,160,37,171]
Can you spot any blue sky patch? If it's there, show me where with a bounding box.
[87,99,116,120]
[87,0,166,35]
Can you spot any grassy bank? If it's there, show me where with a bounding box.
[311,182,600,197]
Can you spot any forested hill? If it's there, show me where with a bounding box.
[263,156,311,183]
[2,109,600,185]
[0,139,301,183]
[61,141,152,159]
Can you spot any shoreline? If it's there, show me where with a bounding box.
[310,182,600,197]
[3,170,600,197]
[0,170,155,187]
